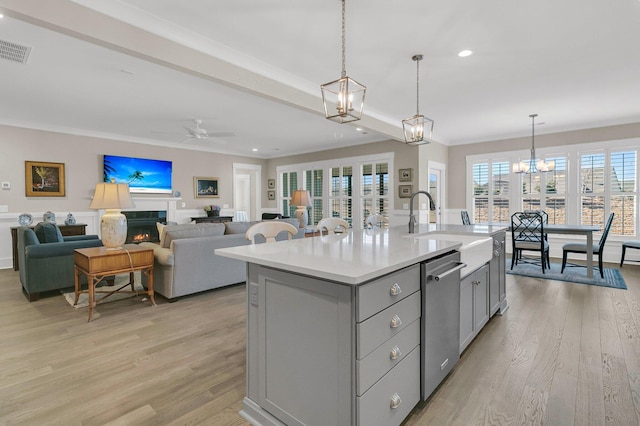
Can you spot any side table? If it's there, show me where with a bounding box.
[191,216,233,224]
[74,245,155,322]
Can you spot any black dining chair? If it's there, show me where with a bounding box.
[519,210,549,260]
[510,211,550,273]
[561,212,615,279]
[461,210,471,225]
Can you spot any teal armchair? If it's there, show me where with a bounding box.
[17,225,104,301]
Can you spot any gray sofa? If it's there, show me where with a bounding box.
[139,219,302,301]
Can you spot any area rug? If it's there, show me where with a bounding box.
[61,272,145,308]
[507,261,627,290]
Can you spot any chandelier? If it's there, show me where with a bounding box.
[320,0,366,124]
[402,54,433,145]
[512,114,555,173]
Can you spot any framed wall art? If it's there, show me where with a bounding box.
[267,190,276,200]
[267,178,276,189]
[25,161,66,197]
[399,168,412,182]
[194,176,219,198]
[399,184,413,198]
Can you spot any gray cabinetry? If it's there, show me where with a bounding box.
[459,264,489,353]
[243,263,421,426]
[489,230,506,316]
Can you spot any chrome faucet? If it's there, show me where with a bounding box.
[408,190,436,234]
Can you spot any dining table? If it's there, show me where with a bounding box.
[502,222,601,278]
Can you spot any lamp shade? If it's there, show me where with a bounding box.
[89,183,134,210]
[290,190,312,207]
[89,182,134,249]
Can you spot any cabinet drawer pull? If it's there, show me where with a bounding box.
[390,314,402,328]
[390,393,402,409]
[389,283,402,296]
[390,345,401,360]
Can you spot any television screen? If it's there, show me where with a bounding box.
[103,154,172,194]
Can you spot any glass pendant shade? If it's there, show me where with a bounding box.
[512,161,530,173]
[321,76,366,123]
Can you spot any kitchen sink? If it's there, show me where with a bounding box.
[409,233,493,277]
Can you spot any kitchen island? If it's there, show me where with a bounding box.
[217,223,507,426]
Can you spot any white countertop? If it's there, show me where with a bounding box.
[216,224,507,285]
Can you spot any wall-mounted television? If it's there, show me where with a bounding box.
[103,154,172,194]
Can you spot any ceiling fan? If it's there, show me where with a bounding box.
[153,119,235,143]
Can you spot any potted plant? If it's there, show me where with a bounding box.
[204,205,221,217]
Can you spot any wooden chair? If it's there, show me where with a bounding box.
[317,218,349,235]
[245,221,298,244]
[510,211,550,273]
[562,212,614,278]
[366,214,388,229]
[461,210,471,225]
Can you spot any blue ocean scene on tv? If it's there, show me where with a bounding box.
[103,154,172,194]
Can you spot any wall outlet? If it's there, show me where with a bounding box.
[0,205,8,212]
[181,202,186,208]
[403,203,409,209]
[223,204,229,208]
[1,182,9,189]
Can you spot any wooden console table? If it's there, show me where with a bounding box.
[191,216,233,224]
[11,223,87,271]
[74,245,155,322]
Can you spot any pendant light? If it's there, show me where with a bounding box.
[512,114,555,173]
[321,0,366,124]
[402,54,433,145]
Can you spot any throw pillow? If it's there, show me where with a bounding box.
[156,221,177,243]
[161,223,225,248]
[33,222,64,243]
[224,221,258,235]
[157,222,166,242]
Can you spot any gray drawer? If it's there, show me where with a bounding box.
[357,291,421,359]
[356,318,420,396]
[357,264,420,322]
[357,346,420,426]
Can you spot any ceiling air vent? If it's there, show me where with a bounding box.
[0,39,32,64]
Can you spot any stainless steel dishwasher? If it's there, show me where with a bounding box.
[421,250,465,401]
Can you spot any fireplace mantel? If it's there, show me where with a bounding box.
[125,197,180,223]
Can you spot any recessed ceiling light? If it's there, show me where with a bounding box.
[0,13,4,19]
[252,148,258,152]
[356,127,363,131]
[458,50,473,57]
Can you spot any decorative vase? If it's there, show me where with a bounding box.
[65,213,76,225]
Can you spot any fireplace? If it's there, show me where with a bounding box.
[123,210,167,244]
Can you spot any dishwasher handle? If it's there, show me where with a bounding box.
[427,262,466,281]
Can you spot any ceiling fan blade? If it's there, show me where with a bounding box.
[205,132,236,138]
[152,130,186,135]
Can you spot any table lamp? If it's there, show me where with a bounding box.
[89,181,134,249]
[290,189,312,229]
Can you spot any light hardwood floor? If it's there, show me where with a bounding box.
[1,262,639,425]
